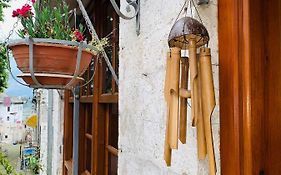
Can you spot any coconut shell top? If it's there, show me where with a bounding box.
[168,17,209,49]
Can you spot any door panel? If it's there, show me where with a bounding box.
[219,0,281,174]
[265,0,281,174]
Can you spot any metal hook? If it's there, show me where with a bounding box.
[109,0,140,35]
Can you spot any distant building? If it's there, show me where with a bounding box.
[0,94,27,144]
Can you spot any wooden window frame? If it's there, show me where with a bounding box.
[63,1,119,175]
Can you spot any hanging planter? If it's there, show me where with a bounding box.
[10,42,93,75]
[7,38,98,89]
[5,1,105,89]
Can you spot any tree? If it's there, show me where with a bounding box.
[0,0,9,22]
[0,44,8,93]
[0,0,9,93]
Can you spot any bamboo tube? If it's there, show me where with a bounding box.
[164,51,172,166]
[179,88,191,98]
[189,39,199,126]
[169,47,181,149]
[199,47,216,175]
[164,103,172,166]
[179,58,189,144]
[197,53,207,159]
[164,52,172,100]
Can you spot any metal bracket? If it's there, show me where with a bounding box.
[109,0,140,35]
[197,0,209,5]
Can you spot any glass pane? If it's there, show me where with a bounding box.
[86,104,93,134]
[86,138,92,172]
[102,48,113,94]
[88,60,95,95]
[108,154,118,175]
[109,104,118,148]
[102,5,115,94]
[82,70,89,96]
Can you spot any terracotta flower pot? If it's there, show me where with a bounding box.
[10,43,94,76]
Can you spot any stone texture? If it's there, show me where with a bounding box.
[119,0,219,174]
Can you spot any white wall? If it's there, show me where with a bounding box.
[119,0,220,174]
[38,90,64,175]
[51,90,64,175]
[38,89,48,175]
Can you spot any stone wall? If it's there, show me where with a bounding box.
[119,0,220,174]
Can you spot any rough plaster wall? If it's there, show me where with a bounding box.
[39,90,48,175]
[51,90,64,175]
[119,0,220,174]
[39,90,64,175]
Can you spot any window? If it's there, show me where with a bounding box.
[63,1,119,175]
[7,107,10,112]
[5,135,8,139]
[7,116,9,121]
[105,104,118,175]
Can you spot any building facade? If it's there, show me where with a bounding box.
[0,94,26,144]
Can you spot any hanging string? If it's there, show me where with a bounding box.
[173,0,204,25]
[191,0,203,25]
[189,0,193,18]
[173,0,189,26]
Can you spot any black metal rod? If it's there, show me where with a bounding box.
[72,87,80,175]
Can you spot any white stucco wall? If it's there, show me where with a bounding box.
[119,0,219,174]
[51,90,64,175]
[38,89,48,174]
[38,90,64,175]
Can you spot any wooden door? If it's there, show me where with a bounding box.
[264,0,281,174]
[219,0,281,174]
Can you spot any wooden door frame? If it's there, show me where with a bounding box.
[219,0,265,174]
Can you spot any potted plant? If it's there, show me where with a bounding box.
[7,0,106,87]
[26,154,42,174]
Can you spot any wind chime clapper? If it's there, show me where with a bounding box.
[164,17,216,175]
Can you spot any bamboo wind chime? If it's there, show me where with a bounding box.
[164,16,216,175]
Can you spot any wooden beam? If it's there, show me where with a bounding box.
[106,145,118,156]
[99,94,118,104]
[218,0,242,174]
[219,0,266,174]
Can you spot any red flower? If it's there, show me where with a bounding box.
[12,4,33,18]
[20,4,33,17]
[12,9,21,17]
[73,30,84,42]
[31,0,36,4]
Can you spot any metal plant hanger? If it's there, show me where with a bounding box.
[164,1,217,175]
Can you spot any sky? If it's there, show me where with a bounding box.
[0,0,33,97]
